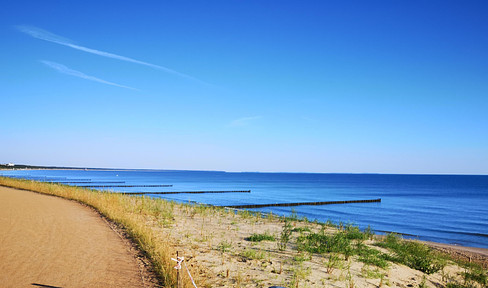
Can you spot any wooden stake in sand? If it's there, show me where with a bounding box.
[176,251,183,288]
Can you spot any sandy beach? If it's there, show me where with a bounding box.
[164,204,488,287]
[1,180,486,288]
[0,186,157,288]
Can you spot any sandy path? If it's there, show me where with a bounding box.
[0,186,148,288]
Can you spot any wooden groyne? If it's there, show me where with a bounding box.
[220,198,381,209]
[119,190,251,195]
[79,184,173,188]
[52,181,126,184]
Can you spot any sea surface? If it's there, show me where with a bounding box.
[2,169,487,249]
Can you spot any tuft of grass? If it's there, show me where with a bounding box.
[324,253,343,274]
[293,252,312,263]
[296,230,352,255]
[289,262,311,288]
[277,220,293,251]
[246,232,276,242]
[240,248,267,260]
[361,265,385,279]
[375,234,446,274]
[461,265,487,287]
[292,226,312,233]
[357,245,390,269]
[217,240,232,253]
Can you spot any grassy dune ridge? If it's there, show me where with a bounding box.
[1,176,486,288]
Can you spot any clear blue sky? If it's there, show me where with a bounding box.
[1,1,487,174]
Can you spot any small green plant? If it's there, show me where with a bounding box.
[240,248,267,260]
[217,240,232,253]
[346,265,355,288]
[290,262,311,288]
[277,220,293,251]
[325,219,337,228]
[461,265,487,287]
[246,232,276,242]
[357,246,389,269]
[288,209,300,221]
[325,253,342,274]
[292,226,312,233]
[344,224,366,240]
[364,225,375,240]
[418,275,427,288]
[293,252,311,262]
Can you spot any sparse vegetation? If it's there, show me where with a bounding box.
[240,248,267,260]
[375,233,446,274]
[246,231,276,242]
[1,176,483,288]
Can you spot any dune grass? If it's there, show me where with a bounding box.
[0,176,195,288]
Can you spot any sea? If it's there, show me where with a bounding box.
[1,169,487,249]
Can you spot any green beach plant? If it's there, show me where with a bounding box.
[375,233,446,274]
[246,231,276,242]
[277,220,293,251]
[240,248,267,260]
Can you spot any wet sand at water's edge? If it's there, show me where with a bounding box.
[0,186,157,288]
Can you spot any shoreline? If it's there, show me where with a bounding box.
[3,170,487,251]
[423,241,488,268]
[1,176,487,287]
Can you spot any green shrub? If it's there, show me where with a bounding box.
[292,226,312,233]
[246,232,276,242]
[357,246,389,269]
[344,224,367,240]
[277,221,293,251]
[240,248,267,260]
[296,231,352,255]
[375,234,445,274]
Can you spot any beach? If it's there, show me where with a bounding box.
[0,186,158,288]
[0,179,487,288]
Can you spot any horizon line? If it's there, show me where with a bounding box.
[1,164,486,176]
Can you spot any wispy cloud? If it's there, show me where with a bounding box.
[228,116,262,127]
[18,25,207,84]
[41,60,137,90]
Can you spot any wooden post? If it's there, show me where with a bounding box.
[177,251,182,288]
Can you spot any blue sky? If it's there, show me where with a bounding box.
[1,1,487,174]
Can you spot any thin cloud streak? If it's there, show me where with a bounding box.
[41,60,137,90]
[228,116,262,127]
[18,25,207,85]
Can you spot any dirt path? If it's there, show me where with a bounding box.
[0,186,154,288]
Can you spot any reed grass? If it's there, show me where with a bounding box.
[0,177,197,288]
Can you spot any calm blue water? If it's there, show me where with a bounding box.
[2,169,487,249]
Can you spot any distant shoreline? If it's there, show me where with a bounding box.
[2,165,487,176]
